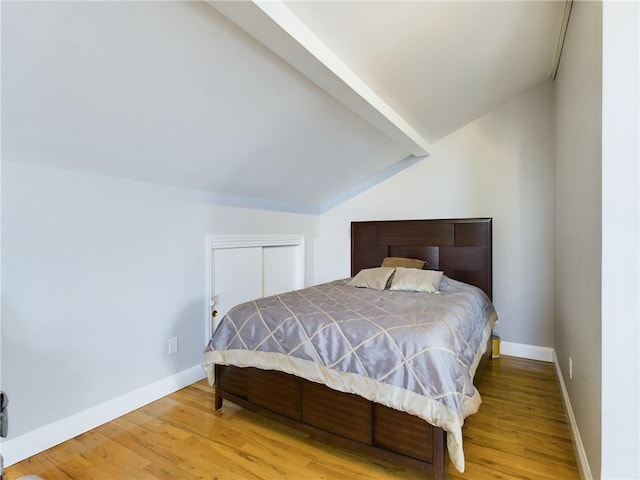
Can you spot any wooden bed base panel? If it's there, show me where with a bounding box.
[212,218,494,479]
[214,364,448,477]
[214,336,492,479]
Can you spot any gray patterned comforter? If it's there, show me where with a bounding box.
[202,276,497,472]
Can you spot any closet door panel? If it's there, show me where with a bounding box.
[211,247,262,327]
[263,245,300,297]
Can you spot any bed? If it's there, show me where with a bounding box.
[202,218,496,479]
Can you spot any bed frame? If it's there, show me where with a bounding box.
[214,218,493,479]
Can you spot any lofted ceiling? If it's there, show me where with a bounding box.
[1,1,568,213]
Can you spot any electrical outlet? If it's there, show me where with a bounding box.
[168,337,178,355]
[569,357,573,380]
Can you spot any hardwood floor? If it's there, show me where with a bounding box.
[5,356,580,480]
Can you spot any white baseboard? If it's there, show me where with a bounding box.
[0,365,206,467]
[500,340,555,362]
[552,351,593,480]
[498,342,591,479]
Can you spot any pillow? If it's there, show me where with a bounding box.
[381,257,425,270]
[389,267,443,293]
[349,267,396,290]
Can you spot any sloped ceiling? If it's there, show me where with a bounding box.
[1,1,567,213]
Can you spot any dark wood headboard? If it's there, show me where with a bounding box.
[351,218,492,299]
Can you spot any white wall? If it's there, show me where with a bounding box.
[318,81,556,349]
[600,2,639,478]
[554,2,603,477]
[1,161,317,445]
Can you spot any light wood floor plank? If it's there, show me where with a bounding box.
[5,356,580,479]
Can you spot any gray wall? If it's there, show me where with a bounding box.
[554,1,603,476]
[555,2,640,478]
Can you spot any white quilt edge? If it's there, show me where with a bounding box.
[205,344,481,473]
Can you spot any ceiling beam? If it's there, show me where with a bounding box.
[208,0,430,157]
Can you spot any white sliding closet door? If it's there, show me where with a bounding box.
[263,245,300,297]
[207,235,305,337]
[211,247,262,326]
